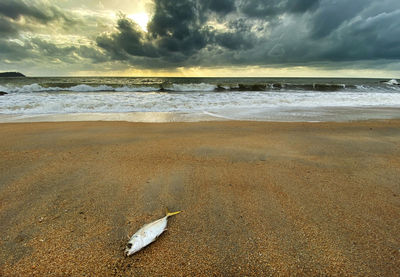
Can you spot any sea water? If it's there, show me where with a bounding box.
[0,77,399,122]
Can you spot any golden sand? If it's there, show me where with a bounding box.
[0,121,399,276]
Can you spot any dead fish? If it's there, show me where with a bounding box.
[125,208,182,256]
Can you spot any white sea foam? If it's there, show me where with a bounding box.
[0,83,160,93]
[0,83,59,93]
[171,83,216,92]
[0,83,221,93]
[69,84,114,92]
[0,112,220,123]
[385,79,399,85]
[1,90,400,115]
[202,111,235,120]
[1,79,400,122]
[115,86,159,92]
[2,81,399,94]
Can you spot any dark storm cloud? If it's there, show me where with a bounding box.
[147,0,210,54]
[0,0,111,67]
[97,16,158,59]
[0,0,80,42]
[238,0,319,18]
[97,0,325,67]
[0,39,34,61]
[0,0,73,24]
[96,0,259,66]
[97,0,216,66]
[238,0,284,18]
[214,32,252,50]
[204,0,236,15]
[0,36,107,67]
[214,19,257,50]
[310,0,364,38]
[30,38,75,57]
[109,0,397,69]
[320,9,400,61]
[0,16,17,36]
[286,0,320,13]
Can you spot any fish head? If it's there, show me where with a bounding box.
[125,239,142,256]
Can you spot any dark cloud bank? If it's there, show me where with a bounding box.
[1,0,400,73]
[0,0,76,35]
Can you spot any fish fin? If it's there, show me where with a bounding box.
[165,208,182,218]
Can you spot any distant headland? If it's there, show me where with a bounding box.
[0,72,26,77]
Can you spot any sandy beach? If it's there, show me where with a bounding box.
[0,120,399,276]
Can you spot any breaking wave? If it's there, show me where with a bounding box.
[1,77,399,121]
[0,84,159,93]
[385,79,399,85]
[1,79,398,94]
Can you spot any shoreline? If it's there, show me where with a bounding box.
[1,120,399,276]
[1,106,400,123]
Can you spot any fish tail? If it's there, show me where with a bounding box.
[166,208,182,218]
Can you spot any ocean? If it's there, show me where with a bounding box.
[0,77,399,122]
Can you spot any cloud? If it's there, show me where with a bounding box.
[310,0,364,38]
[0,39,34,61]
[238,0,319,18]
[96,0,262,67]
[320,9,400,61]
[0,0,74,24]
[287,0,320,13]
[97,16,158,59]
[96,0,216,67]
[0,0,83,43]
[204,0,236,15]
[0,0,399,75]
[147,0,210,54]
[238,0,285,18]
[0,35,107,69]
[0,16,18,36]
[0,0,114,67]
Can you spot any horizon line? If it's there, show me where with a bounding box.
[2,75,398,79]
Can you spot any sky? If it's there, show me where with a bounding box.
[0,0,399,77]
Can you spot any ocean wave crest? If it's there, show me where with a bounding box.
[171,83,217,92]
[0,83,160,93]
[1,80,400,94]
[385,79,399,85]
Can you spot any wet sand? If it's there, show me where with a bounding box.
[0,120,399,276]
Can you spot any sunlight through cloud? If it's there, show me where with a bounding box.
[127,13,149,32]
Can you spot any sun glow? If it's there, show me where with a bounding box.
[127,13,149,32]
